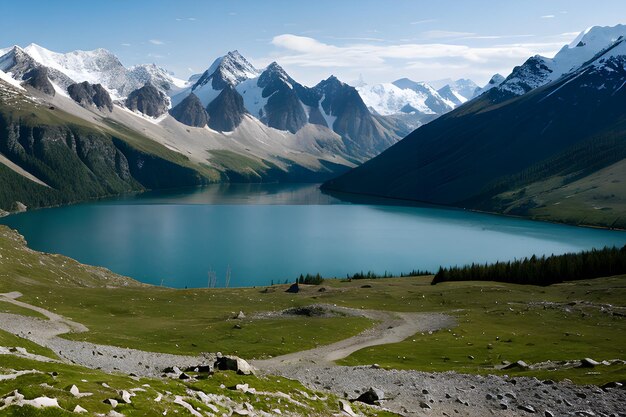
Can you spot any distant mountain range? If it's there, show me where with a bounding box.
[323,25,626,229]
[0,44,426,211]
[355,77,479,130]
[0,39,488,212]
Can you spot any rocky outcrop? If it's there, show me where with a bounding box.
[315,76,396,158]
[125,84,168,117]
[206,86,246,132]
[213,353,255,375]
[257,62,307,134]
[67,81,113,111]
[21,67,55,96]
[168,93,208,127]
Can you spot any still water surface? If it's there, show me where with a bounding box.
[2,184,625,288]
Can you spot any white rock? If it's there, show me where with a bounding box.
[236,383,251,393]
[23,396,59,408]
[120,390,132,404]
[104,398,118,408]
[339,399,358,417]
[69,385,80,397]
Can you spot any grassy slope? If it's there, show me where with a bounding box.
[0,333,395,417]
[335,276,626,385]
[0,225,624,385]
[495,159,626,229]
[0,83,222,211]
[0,84,214,181]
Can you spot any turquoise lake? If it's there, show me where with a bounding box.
[2,183,626,288]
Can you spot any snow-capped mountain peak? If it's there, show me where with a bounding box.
[446,79,479,101]
[472,73,505,98]
[358,83,433,115]
[257,61,294,89]
[193,50,259,91]
[23,43,125,85]
[0,43,187,99]
[496,24,626,97]
[129,63,188,93]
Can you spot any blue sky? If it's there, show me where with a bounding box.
[1,0,625,85]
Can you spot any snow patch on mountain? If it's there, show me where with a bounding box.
[129,64,188,91]
[236,77,269,119]
[318,94,337,128]
[0,69,24,90]
[444,79,479,101]
[357,83,435,115]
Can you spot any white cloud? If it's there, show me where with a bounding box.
[149,39,164,45]
[461,34,535,40]
[420,30,476,39]
[326,36,386,42]
[266,33,569,85]
[410,19,437,25]
[541,15,555,19]
[121,43,131,47]
[270,34,563,66]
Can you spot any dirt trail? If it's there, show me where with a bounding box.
[0,291,88,335]
[0,292,208,376]
[253,305,455,371]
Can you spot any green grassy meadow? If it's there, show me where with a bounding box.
[0,225,625,386]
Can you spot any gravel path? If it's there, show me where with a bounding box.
[0,292,210,377]
[254,304,455,369]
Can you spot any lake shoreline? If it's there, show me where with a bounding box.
[322,187,626,232]
[2,184,625,289]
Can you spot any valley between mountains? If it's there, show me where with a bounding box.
[0,13,626,417]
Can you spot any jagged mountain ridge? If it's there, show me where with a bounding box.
[491,24,626,99]
[170,53,402,158]
[0,44,404,164]
[0,44,186,99]
[0,62,357,212]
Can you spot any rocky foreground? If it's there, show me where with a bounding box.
[1,293,625,416]
[268,364,626,416]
